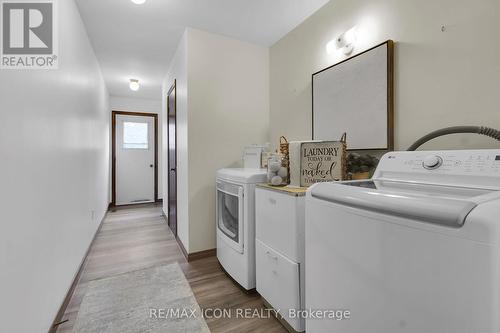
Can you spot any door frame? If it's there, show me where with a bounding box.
[111,110,159,206]
[167,80,177,237]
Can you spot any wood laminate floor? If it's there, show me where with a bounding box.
[55,203,286,333]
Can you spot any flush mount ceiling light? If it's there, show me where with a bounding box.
[326,26,357,55]
[129,79,140,91]
[131,0,146,4]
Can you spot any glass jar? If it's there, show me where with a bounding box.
[267,153,289,186]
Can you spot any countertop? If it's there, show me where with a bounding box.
[256,183,308,197]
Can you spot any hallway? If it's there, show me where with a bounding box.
[55,204,286,333]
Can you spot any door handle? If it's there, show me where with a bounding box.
[170,168,176,172]
[150,164,154,168]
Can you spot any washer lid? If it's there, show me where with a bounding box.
[309,180,497,228]
[216,168,267,184]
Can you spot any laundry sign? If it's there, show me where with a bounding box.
[300,141,346,187]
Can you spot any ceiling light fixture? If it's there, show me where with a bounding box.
[131,0,146,5]
[129,79,140,91]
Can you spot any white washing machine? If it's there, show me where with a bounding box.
[306,149,500,333]
[216,168,267,290]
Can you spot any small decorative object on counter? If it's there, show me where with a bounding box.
[279,136,290,178]
[299,134,347,187]
[267,152,290,186]
[261,150,272,168]
[346,153,379,180]
[259,142,271,168]
[243,144,271,169]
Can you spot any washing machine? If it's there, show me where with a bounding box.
[306,149,500,333]
[216,168,267,290]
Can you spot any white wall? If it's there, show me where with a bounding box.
[111,95,162,114]
[270,0,500,151]
[0,1,110,332]
[163,31,189,251]
[163,28,269,253]
[110,96,163,199]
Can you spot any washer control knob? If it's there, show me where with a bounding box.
[423,155,443,170]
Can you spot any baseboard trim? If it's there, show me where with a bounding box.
[188,248,216,262]
[174,235,215,262]
[49,210,108,333]
[109,201,157,209]
[176,235,189,260]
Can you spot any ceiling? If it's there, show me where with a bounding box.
[75,0,330,100]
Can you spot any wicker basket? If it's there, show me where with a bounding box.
[340,132,347,181]
[279,136,289,157]
[279,136,290,184]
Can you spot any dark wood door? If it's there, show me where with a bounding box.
[167,80,177,236]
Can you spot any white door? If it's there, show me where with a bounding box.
[115,114,155,205]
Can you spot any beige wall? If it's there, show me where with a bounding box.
[163,31,190,251]
[187,28,269,253]
[270,0,500,151]
[163,28,270,253]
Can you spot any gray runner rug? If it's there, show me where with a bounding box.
[72,263,210,333]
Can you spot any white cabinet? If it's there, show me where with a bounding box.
[255,186,305,332]
[256,240,301,320]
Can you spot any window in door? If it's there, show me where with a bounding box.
[123,122,148,149]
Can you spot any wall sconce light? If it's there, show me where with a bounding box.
[129,79,140,91]
[326,26,357,55]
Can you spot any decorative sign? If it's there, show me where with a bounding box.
[300,141,346,187]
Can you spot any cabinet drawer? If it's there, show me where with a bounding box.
[256,240,303,331]
[255,188,304,261]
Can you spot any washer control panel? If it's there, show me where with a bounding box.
[377,150,500,177]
